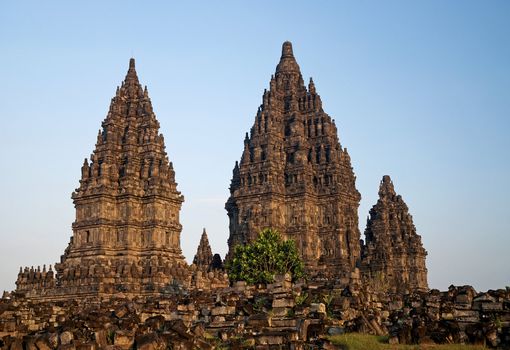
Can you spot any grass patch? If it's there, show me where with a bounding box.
[328,333,486,350]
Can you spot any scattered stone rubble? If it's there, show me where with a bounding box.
[2,276,509,349]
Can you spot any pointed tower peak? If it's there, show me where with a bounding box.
[282,41,294,57]
[379,175,396,198]
[308,77,316,94]
[193,228,213,268]
[276,41,301,74]
[124,57,139,84]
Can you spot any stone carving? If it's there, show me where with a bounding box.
[361,175,428,292]
[225,42,362,279]
[15,59,190,299]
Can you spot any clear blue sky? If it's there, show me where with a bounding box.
[0,1,509,292]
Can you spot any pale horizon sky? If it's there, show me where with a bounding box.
[1,1,509,292]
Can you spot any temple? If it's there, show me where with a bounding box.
[225,42,362,279]
[14,43,428,300]
[15,59,191,299]
[192,228,214,270]
[360,175,428,292]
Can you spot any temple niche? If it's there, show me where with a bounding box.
[225,42,362,279]
[360,175,428,293]
[16,59,190,299]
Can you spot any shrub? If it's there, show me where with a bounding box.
[226,228,305,285]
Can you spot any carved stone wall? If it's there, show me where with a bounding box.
[361,175,428,292]
[226,42,362,278]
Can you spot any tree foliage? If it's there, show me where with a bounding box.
[226,228,305,285]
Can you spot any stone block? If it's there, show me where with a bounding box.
[269,286,292,294]
[274,274,292,283]
[94,330,108,349]
[270,319,297,328]
[114,305,129,318]
[114,330,134,349]
[481,302,503,311]
[233,281,247,291]
[247,314,270,328]
[4,321,16,332]
[327,327,345,336]
[441,313,454,320]
[211,306,236,316]
[34,338,52,350]
[60,331,74,345]
[455,294,473,305]
[388,300,403,311]
[411,301,421,308]
[453,309,479,320]
[310,303,326,315]
[76,343,97,350]
[271,307,290,317]
[24,339,38,350]
[212,316,225,323]
[48,333,59,348]
[10,338,23,350]
[257,334,285,345]
[135,333,165,350]
[58,345,76,350]
[272,298,295,308]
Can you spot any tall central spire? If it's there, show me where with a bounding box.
[126,58,138,79]
[276,41,301,74]
[226,42,361,279]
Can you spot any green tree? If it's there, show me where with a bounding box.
[226,228,305,285]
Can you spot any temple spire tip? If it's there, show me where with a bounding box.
[276,41,300,74]
[124,58,139,82]
[282,41,294,57]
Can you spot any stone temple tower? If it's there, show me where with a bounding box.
[361,175,428,292]
[226,42,361,278]
[16,59,190,298]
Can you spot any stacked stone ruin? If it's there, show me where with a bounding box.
[2,277,509,348]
